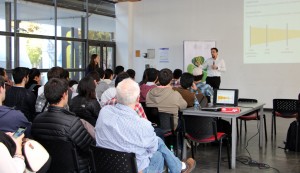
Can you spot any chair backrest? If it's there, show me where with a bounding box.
[37,140,79,173]
[143,106,160,126]
[238,98,257,103]
[143,106,175,131]
[89,145,138,173]
[159,112,174,132]
[273,99,298,115]
[182,115,217,140]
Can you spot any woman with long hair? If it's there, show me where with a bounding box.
[86,54,100,75]
[69,76,101,126]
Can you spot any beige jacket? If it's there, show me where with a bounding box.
[146,87,187,128]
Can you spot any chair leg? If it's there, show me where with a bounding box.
[175,132,179,157]
[218,138,223,173]
[271,113,275,138]
[191,141,194,159]
[263,115,267,141]
[296,122,299,152]
[236,120,239,139]
[244,121,247,132]
[226,138,231,169]
[240,119,243,138]
[274,115,277,136]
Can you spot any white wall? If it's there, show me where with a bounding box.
[116,0,300,108]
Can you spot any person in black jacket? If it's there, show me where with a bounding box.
[25,68,41,97]
[4,67,36,122]
[32,78,94,173]
[70,76,100,126]
[86,54,100,75]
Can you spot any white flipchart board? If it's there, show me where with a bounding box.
[183,41,216,72]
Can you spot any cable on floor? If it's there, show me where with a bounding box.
[222,119,280,173]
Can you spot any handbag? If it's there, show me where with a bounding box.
[23,140,49,172]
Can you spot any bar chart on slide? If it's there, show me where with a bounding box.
[244,0,300,64]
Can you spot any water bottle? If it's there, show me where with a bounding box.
[209,95,214,107]
[194,95,200,110]
[168,145,175,172]
[170,145,174,154]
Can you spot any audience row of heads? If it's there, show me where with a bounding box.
[0,67,42,85]
[0,65,204,100]
[140,67,203,85]
[87,66,135,80]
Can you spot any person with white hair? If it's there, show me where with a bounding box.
[95,78,196,173]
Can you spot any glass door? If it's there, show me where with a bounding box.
[88,42,115,71]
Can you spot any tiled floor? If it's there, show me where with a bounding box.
[188,110,300,173]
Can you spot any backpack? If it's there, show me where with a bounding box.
[28,84,37,92]
[35,93,48,113]
[195,93,208,108]
[35,89,73,113]
[285,120,300,151]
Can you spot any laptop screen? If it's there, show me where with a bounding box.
[213,89,239,106]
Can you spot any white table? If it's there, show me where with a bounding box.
[181,102,265,169]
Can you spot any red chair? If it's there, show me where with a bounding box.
[237,98,267,141]
[271,99,298,138]
[182,115,231,173]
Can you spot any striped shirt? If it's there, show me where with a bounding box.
[95,104,158,172]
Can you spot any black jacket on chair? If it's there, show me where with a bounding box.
[69,96,100,126]
[32,106,94,173]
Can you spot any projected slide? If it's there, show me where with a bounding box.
[244,0,300,64]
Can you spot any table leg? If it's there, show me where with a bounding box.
[231,118,236,169]
[259,107,264,147]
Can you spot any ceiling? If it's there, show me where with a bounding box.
[23,0,116,17]
[23,0,141,18]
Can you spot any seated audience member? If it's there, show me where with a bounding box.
[110,65,125,87]
[68,80,78,92]
[95,78,196,173]
[25,68,41,97]
[0,76,31,137]
[126,69,136,80]
[70,76,101,126]
[36,67,72,113]
[102,69,113,85]
[101,72,147,119]
[174,72,203,107]
[100,72,129,106]
[146,68,187,128]
[0,67,14,90]
[171,69,182,88]
[4,67,36,122]
[0,131,26,173]
[32,78,94,172]
[139,68,150,86]
[87,71,100,84]
[139,68,158,103]
[95,68,110,101]
[192,67,213,102]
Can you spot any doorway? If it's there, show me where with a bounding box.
[88,42,116,71]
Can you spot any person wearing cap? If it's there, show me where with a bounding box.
[201,47,226,89]
[192,67,214,103]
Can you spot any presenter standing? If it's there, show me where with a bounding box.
[202,48,226,89]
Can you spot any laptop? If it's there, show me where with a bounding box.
[201,89,239,111]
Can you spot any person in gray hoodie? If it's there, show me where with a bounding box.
[0,76,31,137]
[146,68,187,128]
